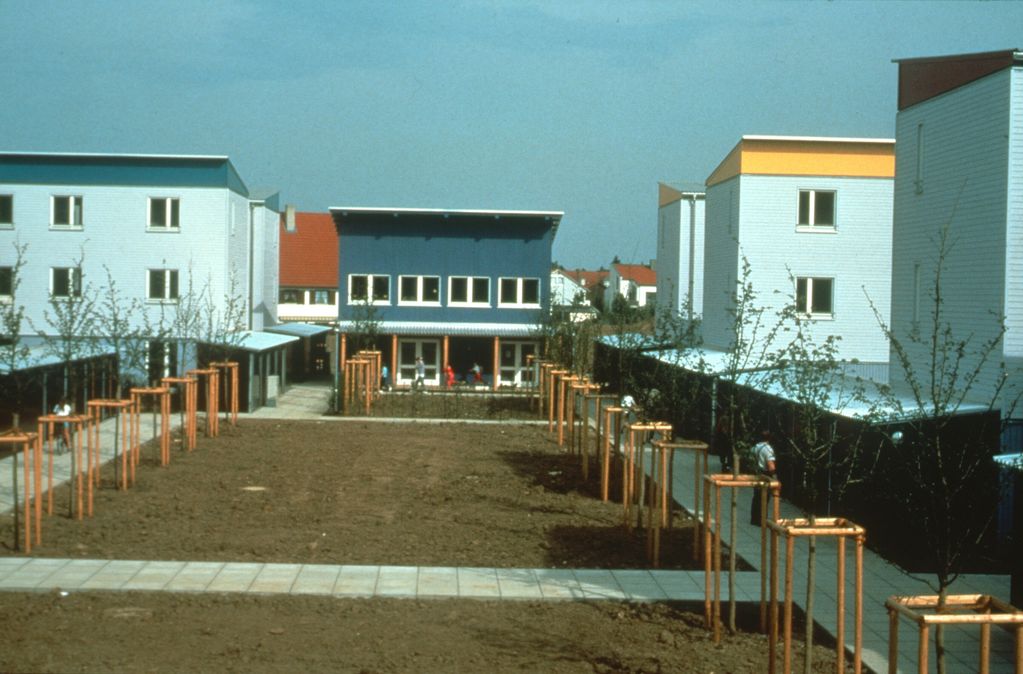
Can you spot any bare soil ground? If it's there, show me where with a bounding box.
[1,417,846,673]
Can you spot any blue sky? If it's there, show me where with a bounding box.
[2,1,1021,269]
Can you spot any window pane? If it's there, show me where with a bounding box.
[0,196,12,224]
[522,279,539,304]
[280,289,300,303]
[796,278,808,312]
[814,192,835,226]
[313,290,329,304]
[0,267,12,295]
[500,278,517,304]
[54,197,70,225]
[472,277,489,303]
[150,199,166,227]
[53,268,69,297]
[71,269,81,296]
[400,277,418,302]
[798,191,810,225]
[423,277,439,302]
[170,199,180,227]
[811,278,833,314]
[72,197,82,225]
[372,276,389,301]
[450,277,468,303]
[350,275,368,301]
[169,271,179,299]
[149,270,165,299]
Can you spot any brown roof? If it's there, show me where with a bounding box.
[562,269,608,288]
[615,263,656,286]
[279,212,338,287]
[894,49,1021,110]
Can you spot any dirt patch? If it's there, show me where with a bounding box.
[1,419,847,673]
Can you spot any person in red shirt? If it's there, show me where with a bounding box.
[445,364,455,388]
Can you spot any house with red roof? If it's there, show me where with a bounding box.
[561,268,608,309]
[603,263,657,311]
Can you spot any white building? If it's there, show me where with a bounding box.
[655,183,705,324]
[889,49,1023,408]
[701,136,895,368]
[0,152,286,408]
[604,263,657,311]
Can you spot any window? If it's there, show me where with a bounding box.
[0,195,12,228]
[147,269,179,302]
[914,123,925,195]
[0,266,12,299]
[498,277,541,307]
[795,277,834,318]
[448,276,490,306]
[148,197,180,230]
[280,288,303,304]
[398,275,440,305]
[51,196,83,228]
[50,267,82,298]
[797,190,835,229]
[348,274,389,304]
[311,289,336,305]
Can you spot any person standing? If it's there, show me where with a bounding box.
[53,396,72,454]
[445,363,455,388]
[414,356,426,391]
[381,364,391,392]
[750,430,777,526]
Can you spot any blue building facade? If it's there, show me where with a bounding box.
[330,207,561,387]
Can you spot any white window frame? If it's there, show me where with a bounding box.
[50,267,82,298]
[146,269,179,303]
[0,266,13,301]
[398,275,441,306]
[51,195,83,229]
[795,276,834,319]
[147,197,181,231]
[348,273,390,305]
[0,195,12,229]
[796,189,836,231]
[447,276,491,307]
[279,288,305,304]
[497,277,541,308]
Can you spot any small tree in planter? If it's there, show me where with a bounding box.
[0,240,31,428]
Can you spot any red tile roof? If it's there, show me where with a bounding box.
[279,212,338,287]
[615,263,656,286]
[562,269,608,288]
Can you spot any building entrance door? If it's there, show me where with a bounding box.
[398,339,440,386]
[499,341,537,387]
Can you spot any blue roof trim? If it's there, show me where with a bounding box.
[266,323,331,338]
[0,153,250,198]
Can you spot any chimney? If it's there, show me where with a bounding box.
[285,204,296,232]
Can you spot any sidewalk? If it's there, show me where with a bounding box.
[1,382,1017,673]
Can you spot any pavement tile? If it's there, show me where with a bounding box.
[649,570,703,599]
[457,567,501,598]
[80,560,147,590]
[207,562,264,593]
[496,569,542,599]
[612,570,668,601]
[416,567,459,598]
[291,565,342,596]
[42,559,111,590]
[122,561,187,591]
[376,566,418,597]
[573,569,625,600]
[535,569,582,599]
[334,565,379,596]
[166,562,225,592]
[249,564,302,594]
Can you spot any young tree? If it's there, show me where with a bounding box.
[0,240,31,427]
[93,266,144,396]
[870,224,1019,674]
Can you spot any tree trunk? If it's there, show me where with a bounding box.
[936,587,948,674]
[728,447,740,632]
[803,533,816,674]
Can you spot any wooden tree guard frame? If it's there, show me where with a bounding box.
[703,473,781,643]
[2,432,40,552]
[767,517,865,674]
[566,380,595,455]
[601,406,624,502]
[209,361,240,426]
[87,399,138,494]
[622,422,673,531]
[885,594,1023,674]
[357,350,382,399]
[37,414,87,519]
[548,369,568,433]
[162,376,198,451]
[581,393,616,483]
[538,362,554,419]
[556,374,579,447]
[130,387,171,467]
[653,439,709,562]
[343,357,373,415]
[186,368,220,438]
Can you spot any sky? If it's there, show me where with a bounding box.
[1,0,1021,269]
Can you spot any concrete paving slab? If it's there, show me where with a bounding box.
[121,561,187,591]
[249,564,301,594]
[573,569,625,600]
[457,567,501,598]
[376,566,418,597]
[611,570,668,601]
[334,565,379,596]
[496,568,543,599]
[535,568,582,599]
[42,559,110,590]
[291,564,342,596]
[0,558,71,589]
[416,567,459,598]
[648,570,703,599]
[80,560,147,590]
[207,562,264,593]
[166,562,225,592]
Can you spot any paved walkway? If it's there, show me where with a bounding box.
[1,382,1018,673]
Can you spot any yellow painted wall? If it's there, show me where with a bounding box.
[706,138,894,187]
